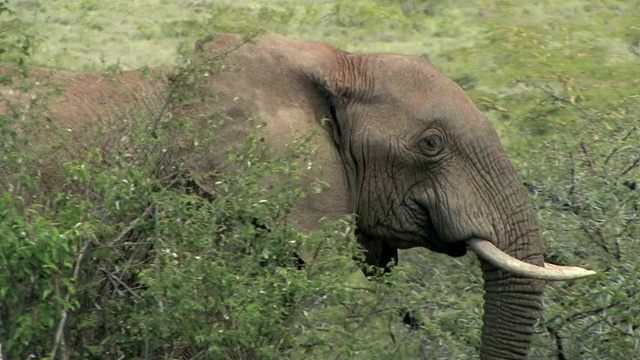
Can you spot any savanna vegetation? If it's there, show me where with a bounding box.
[1,0,638,359]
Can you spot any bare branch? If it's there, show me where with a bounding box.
[620,158,640,177]
[50,240,92,360]
[604,126,637,166]
[546,326,567,360]
[579,141,598,175]
[98,265,144,300]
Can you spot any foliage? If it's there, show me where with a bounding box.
[1,0,639,359]
[518,103,639,359]
[0,1,33,74]
[0,11,446,359]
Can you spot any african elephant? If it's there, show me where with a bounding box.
[183,34,595,358]
[0,33,594,359]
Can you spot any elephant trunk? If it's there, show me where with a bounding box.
[466,227,593,358]
[480,259,545,359]
[473,239,594,358]
[459,144,595,358]
[472,194,551,358]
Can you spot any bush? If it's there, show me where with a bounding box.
[512,90,640,358]
[0,24,436,360]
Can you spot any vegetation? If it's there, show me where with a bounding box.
[1,0,638,359]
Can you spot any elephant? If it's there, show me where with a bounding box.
[0,33,595,359]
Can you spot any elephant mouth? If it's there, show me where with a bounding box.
[414,203,467,257]
[432,239,468,257]
[409,190,595,280]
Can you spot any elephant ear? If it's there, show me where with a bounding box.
[187,34,372,145]
[190,33,371,101]
[285,38,373,146]
[294,41,372,101]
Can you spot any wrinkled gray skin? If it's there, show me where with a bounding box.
[186,34,545,359]
[1,34,563,359]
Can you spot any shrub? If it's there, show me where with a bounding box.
[0,25,431,360]
[513,91,640,358]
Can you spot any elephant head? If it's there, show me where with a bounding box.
[190,34,595,359]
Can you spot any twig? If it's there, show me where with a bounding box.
[604,126,637,166]
[603,147,619,167]
[560,301,620,326]
[98,265,144,300]
[579,141,598,175]
[580,224,620,260]
[537,85,589,115]
[113,203,155,245]
[149,35,256,138]
[629,42,640,58]
[546,326,567,360]
[50,240,92,360]
[620,158,640,177]
[387,312,397,344]
[567,152,576,197]
[111,176,182,246]
[601,316,637,337]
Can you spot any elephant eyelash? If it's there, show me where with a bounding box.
[418,133,445,156]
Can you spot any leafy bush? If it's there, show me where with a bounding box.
[485,54,639,356]
[0,21,438,360]
[518,101,639,358]
[0,2,33,74]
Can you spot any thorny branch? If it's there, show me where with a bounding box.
[148,33,260,138]
[50,240,92,360]
[579,141,597,175]
[604,125,637,166]
[546,326,567,360]
[544,118,638,357]
[560,123,638,261]
[546,300,622,359]
[536,84,589,116]
[620,158,640,177]
[580,224,621,261]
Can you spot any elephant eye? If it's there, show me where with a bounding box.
[420,134,444,156]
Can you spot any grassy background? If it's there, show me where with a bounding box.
[3,0,640,358]
[12,0,639,139]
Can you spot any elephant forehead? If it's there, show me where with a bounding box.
[399,86,489,131]
[414,80,489,129]
[375,55,455,93]
[373,57,484,119]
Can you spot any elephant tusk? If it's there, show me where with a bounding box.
[466,238,596,281]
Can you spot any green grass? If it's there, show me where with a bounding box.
[12,0,635,306]
[12,0,637,141]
